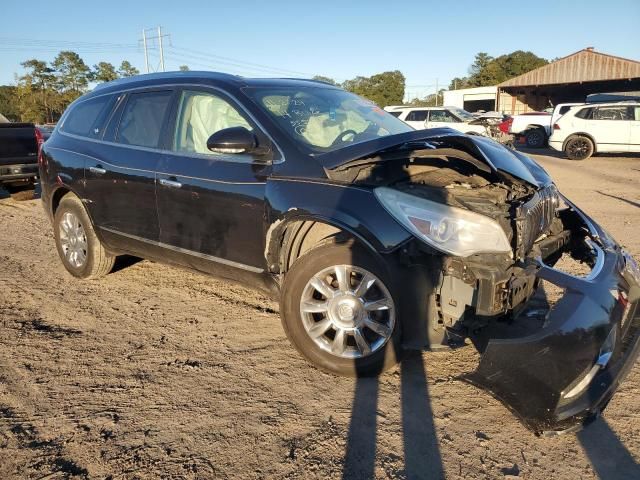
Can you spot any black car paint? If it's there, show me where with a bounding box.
[39,71,640,434]
[0,122,39,183]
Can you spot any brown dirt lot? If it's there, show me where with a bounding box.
[1,151,639,479]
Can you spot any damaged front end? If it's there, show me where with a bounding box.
[322,131,640,434]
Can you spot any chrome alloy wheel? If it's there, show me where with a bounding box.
[59,211,88,268]
[300,265,395,359]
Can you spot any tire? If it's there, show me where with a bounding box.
[525,128,547,148]
[53,193,115,279]
[564,135,594,161]
[280,239,403,377]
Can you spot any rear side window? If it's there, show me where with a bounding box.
[62,95,114,137]
[558,106,572,115]
[116,91,173,148]
[575,107,593,119]
[405,110,428,122]
[387,111,402,118]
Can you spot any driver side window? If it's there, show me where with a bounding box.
[429,110,458,123]
[174,90,253,155]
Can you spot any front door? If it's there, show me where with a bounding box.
[85,89,174,244]
[425,109,463,132]
[156,88,273,276]
[403,109,429,129]
[587,105,632,150]
[630,105,640,152]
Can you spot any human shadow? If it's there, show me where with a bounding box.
[342,353,444,480]
[577,416,640,479]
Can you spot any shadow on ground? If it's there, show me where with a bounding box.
[578,417,640,479]
[342,352,444,480]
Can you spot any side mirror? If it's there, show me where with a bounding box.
[207,126,257,154]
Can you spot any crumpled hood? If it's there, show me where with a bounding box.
[318,128,552,188]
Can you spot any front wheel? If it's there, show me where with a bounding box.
[53,193,115,279]
[280,241,402,376]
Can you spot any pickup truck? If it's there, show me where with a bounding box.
[502,103,581,148]
[0,120,41,187]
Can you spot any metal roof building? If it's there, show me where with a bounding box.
[496,48,640,114]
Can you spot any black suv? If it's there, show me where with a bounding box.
[40,71,640,434]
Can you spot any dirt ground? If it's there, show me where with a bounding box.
[1,151,639,479]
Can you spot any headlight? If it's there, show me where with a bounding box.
[374,187,511,257]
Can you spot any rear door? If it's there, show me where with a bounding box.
[156,87,273,275]
[83,89,174,243]
[587,105,632,150]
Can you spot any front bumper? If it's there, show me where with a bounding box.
[465,202,640,434]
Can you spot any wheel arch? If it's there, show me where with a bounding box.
[562,132,597,153]
[265,214,396,276]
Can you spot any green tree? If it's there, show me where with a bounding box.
[342,70,405,107]
[461,50,549,87]
[0,86,20,121]
[118,60,139,77]
[448,77,469,90]
[52,51,91,93]
[18,59,60,123]
[92,62,118,83]
[179,65,190,71]
[311,75,337,85]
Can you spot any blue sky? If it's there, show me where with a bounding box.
[1,0,639,98]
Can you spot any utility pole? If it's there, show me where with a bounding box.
[142,29,149,73]
[140,27,171,73]
[158,26,165,72]
[435,78,439,106]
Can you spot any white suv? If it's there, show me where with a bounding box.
[384,106,488,135]
[549,102,640,160]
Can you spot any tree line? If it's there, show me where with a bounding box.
[0,51,140,124]
[0,49,548,123]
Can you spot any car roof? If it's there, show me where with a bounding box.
[89,71,339,97]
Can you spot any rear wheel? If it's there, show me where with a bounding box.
[564,135,594,160]
[53,193,115,279]
[280,240,402,376]
[525,128,546,148]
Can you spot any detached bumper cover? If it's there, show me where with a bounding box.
[465,203,640,434]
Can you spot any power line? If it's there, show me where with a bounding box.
[168,45,315,77]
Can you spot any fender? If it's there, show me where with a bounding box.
[264,177,412,270]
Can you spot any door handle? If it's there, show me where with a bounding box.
[89,166,106,175]
[159,178,182,188]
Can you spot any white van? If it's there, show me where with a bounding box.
[549,102,640,160]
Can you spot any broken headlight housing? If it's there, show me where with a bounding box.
[375,187,511,257]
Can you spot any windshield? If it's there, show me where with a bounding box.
[244,86,412,153]
[448,107,475,122]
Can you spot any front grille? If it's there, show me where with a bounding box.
[516,185,559,258]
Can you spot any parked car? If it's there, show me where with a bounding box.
[501,103,581,148]
[549,102,640,160]
[0,119,41,187]
[40,72,640,434]
[384,106,489,134]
